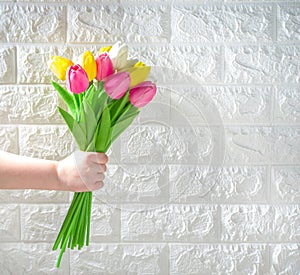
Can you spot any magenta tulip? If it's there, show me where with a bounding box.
[103,72,130,99]
[66,64,89,94]
[129,81,156,108]
[95,53,114,81]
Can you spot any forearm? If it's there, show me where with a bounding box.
[0,151,61,190]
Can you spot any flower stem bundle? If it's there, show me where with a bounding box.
[49,42,156,267]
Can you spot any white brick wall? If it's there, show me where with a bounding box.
[0,1,299,274]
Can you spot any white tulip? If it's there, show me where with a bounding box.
[109,41,128,70]
[109,41,138,71]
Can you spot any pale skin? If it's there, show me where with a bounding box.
[0,150,108,192]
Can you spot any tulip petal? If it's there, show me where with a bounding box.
[125,66,151,88]
[104,72,130,99]
[78,51,97,82]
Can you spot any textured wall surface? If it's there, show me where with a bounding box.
[0,0,300,274]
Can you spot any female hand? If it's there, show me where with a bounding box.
[56,150,108,192]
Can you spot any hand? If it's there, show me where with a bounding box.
[56,150,108,192]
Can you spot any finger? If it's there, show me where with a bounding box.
[87,152,108,164]
[88,163,106,174]
[91,181,104,191]
[96,164,107,173]
[95,173,105,181]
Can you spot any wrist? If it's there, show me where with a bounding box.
[53,160,63,190]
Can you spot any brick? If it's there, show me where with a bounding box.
[171,86,272,125]
[270,244,300,275]
[19,125,74,160]
[278,5,300,41]
[172,4,272,43]
[70,244,168,274]
[169,165,267,203]
[0,47,16,84]
[0,243,69,273]
[121,204,217,242]
[0,189,68,203]
[222,205,300,242]
[0,205,20,241]
[169,85,218,126]
[90,204,120,242]
[21,204,68,241]
[118,165,169,203]
[270,205,300,242]
[170,244,269,275]
[135,45,222,84]
[225,126,300,164]
[68,5,170,43]
[0,4,66,43]
[121,125,222,165]
[18,46,72,84]
[225,45,300,84]
[95,164,169,203]
[120,125,168,164]
[0,85,63,124]
[221,205,271,242]
[0,126,18,153]
[271,166,300,203]
[274,86,300,123]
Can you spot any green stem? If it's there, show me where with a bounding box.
[56,192,86,268]
[86,191,92,246]
[53,192,80,250]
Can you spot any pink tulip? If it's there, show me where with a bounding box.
[104,72,130,99]
[95,53,114,81]
[66,64,89,94]
[129,81,156,108]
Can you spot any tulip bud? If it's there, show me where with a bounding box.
[109,42,132,71]
[78,51,97,82]
[48,56,74,81]
[134,61,145,67]
[98,45,112,54]
[104,72,130,99]
[125,65,151,88]
[66,64,89,94]
[129,81,156,108]
[95,53,114,81]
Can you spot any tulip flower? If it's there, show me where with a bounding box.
[109,41,137,71]
[48,56,74,81]
[78,51,97,82]
[98,45,112,54]
[125,63,151,88]
[95,53,114,81]
[129,81,156,108]
[104,72,130,99]
[66,64,89,94]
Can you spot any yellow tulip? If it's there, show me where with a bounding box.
[98,45,112,54]
[78,51,97,82]
[125,65,151,88]
[134,61,146,67]
[48,56,73,81]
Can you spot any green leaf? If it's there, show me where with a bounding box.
[114,105,139,125]
[83,99,98,146]
[84,84,96,106]
[108,110,139,147]
[96,105,111,152]
[72,121,87,150]
[51,81,76,117]
[94,92,108,123]
[58,106,87,150]
[58,106,75,133]
[109,91,130,123]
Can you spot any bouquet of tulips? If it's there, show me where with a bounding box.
[48,42,156,267]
